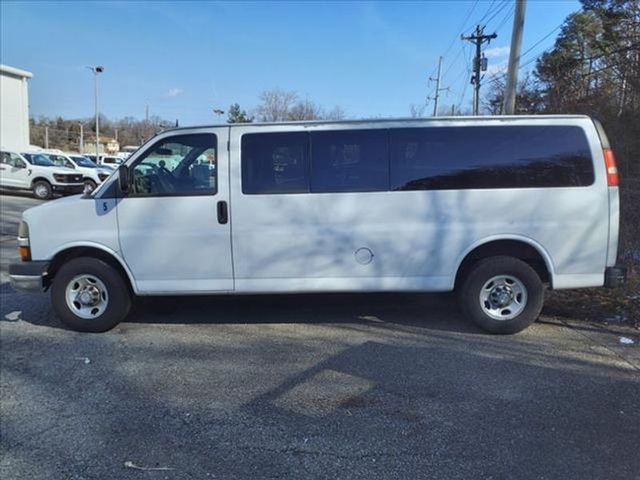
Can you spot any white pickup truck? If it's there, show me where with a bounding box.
[42,150,113,192]
[0,149,84,199]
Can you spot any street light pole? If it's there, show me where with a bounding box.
[87,66,104,160]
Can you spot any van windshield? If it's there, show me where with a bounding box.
[23,153,55,166]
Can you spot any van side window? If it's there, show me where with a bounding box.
[241,132,309,194]
[390,126,594,190]
[310,130,388,193]
[130,134,217,196]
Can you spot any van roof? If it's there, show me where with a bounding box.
[162,114,592,133]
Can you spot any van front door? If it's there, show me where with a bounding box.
[116,129,233,293]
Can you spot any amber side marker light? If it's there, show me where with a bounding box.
[603,148,619,187]
[19,246,31,261]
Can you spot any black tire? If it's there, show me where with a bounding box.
[458,256,544,334]
[51,257,131,332]
[32,180,52,200]
[83,179,97,192]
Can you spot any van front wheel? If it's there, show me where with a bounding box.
[458,256,544,334]
[51,257,131,332]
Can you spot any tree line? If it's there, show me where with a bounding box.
[29,88,346,152]
[486,0,639,178]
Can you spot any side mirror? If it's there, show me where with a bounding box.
[118,165,130,193]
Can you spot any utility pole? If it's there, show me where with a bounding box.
[87,66,104,159]
[44,125,49,149]
[503,0,527,114]
[462,25,497,115]
[79,123,84,153]
[429,56,444,117]
[145,103,150,138]
[114,128,118,143]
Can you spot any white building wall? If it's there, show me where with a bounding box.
[0,65,33,151]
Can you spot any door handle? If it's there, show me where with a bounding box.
[217,200,228,224]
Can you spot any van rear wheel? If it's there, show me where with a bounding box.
[51,257,131,332]
[458,256,544,334]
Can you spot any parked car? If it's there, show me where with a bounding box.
[0,149,84,199]
[83,154,118,171]
[101,155,124,168]
[8,115,625,333]
[41,150,113,192]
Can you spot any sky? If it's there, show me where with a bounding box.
[1,0,580,125]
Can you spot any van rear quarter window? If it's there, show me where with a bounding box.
[390,125,594,190]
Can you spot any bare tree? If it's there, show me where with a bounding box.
[325,105,346,120]
[255,88,347,121]
[409,103,426,118]
[255,88,299,121]
[288,98,324,120]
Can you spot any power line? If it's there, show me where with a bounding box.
[420,0,482,114]
[457,42,475,111]
[520,24,562,58]
[441,0,481,60]
[443,1,510,114]
[493,3,515,32]
[481,0,511,27]
[484,21,568,86]
[476,0,505,25]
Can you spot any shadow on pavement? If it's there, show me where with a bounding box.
[0,282,482,334]
[130,291,482,334]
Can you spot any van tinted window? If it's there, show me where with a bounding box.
[310,130,388,192]
[390,126,594,190]
[242,132,309,194]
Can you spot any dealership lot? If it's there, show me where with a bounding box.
[1,193,639,480]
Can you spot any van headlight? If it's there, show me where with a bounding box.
[17,221,31,261]
[18,221,29,238]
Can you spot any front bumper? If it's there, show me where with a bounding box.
[604,265,627,288]
[8,261,48,292]
[52,184,84,194]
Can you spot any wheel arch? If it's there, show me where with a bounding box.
[453,235,555,289]
[31,176,52,187]
[46,243,138,294]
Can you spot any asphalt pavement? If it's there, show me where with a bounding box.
[1,193,639,480]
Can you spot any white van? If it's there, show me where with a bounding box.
[8,116,626,333]
[0,149,84,199]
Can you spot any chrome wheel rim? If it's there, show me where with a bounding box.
[35,184,49,198]
[479,275,527,320]
[65,274,109,319]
